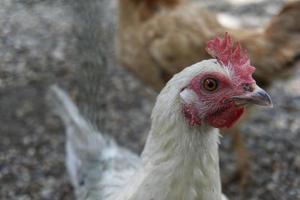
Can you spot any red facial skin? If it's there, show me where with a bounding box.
[182,72,254,128]
[182,33,256,128]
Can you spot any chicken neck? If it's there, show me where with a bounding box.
[137,90,222,199]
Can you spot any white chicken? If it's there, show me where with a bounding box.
[49,34,272,200]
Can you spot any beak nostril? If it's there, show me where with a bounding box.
[242,83,254,92]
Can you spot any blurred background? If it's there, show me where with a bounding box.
[0,0,299,199]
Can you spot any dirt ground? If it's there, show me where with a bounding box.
[0,0,299,200]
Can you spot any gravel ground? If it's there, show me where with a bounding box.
[0,0,299,200]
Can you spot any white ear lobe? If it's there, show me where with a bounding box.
[179,88,198,104]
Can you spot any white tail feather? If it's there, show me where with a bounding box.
[48,85,105,188]
[48,85,142,199]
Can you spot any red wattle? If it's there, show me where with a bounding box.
[206,107,244,128]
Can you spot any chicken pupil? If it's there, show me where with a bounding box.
[208,82,214,88]
[204,78,217,91]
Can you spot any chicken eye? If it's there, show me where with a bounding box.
[203,78,218,91]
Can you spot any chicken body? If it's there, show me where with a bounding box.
[50,61,226,200]
[117,0,300,90]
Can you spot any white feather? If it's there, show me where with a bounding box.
[49,59,231,200]
[180,88,198,104]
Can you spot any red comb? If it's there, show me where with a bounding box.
[206,33,255,82]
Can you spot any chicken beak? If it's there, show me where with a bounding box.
[232,85,273,108]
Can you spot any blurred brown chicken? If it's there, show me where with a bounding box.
[117,0,300,89]
[116,0,300,185]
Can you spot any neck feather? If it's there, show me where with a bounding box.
[139,83,222,200]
